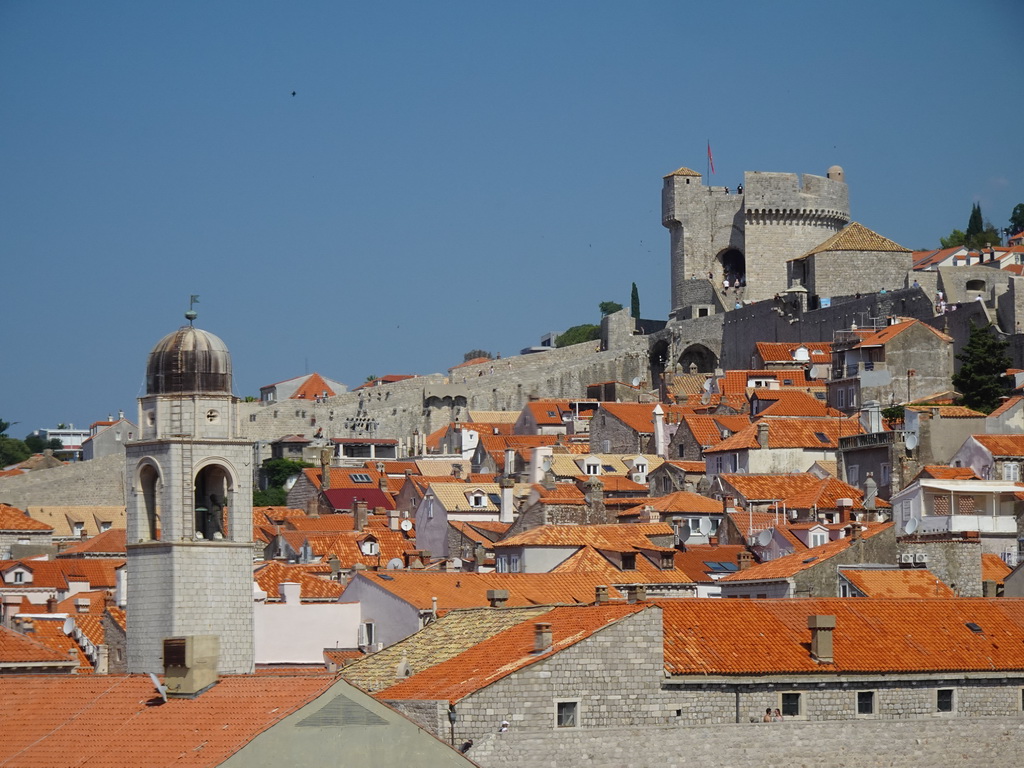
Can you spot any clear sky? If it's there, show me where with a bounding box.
[2,0,1021,437]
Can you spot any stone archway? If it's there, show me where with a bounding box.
[194,463,233,540]
[718,248,746,286]
[679,344,718,374]
[649,340,670,387]
[137,462,161,540]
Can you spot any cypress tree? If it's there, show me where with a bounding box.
[966,203,984,241]
[630,282,640,319]
[952,322,1012,413]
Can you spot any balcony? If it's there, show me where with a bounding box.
[831,361,887,380]
[839,430,910,450]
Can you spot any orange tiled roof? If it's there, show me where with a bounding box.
[752,390,843,418]
[377,603,648,703]
[598,403,694,434]
[841,568,955,598]
[671,545,751,583]
[619,492,722,518]
[799,221,910,256]
[914,465,980,481]
[497,522,672,548]
[21,617,93,672]
[904,404,984,418]
[475,434,561,472]
[661,597,1024,675]
[850,318,952,348]
[254,561,345,600]
[755,342,833,364]
[0,624,76,667]
[319,527,415,570]
[524,400,572,426]
[971,434,1024,456]
[988,396,1024,418]
[0,673,339,766]
[981,553,1012,585]
[0,504,52,532]
[0,559,122,590]
[56,528,126,557]
[718,523,893,581]
[708,418,861,453]
[682,415,751,448]
[289,372,337,400]
[349,571,630,611]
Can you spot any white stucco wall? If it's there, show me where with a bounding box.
[254,583,361,664]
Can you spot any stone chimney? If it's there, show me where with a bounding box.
[46,596,58,613]
[354,501,368,532]
[474,544,487,569]
[305,497,319,519]
[379,476,389,492]
[499,476,515,524]
[388,509,400,531]
[594,585,609,604]
[533,622,552,653]
[737,551,753,571]
[452,463,463,480]
[652,403,667,458]
[808,615,836,663]
[626,585,647,604]
[757,421,769,450]
[504,448,517,478]
[848,523,863,542]
[95,644,109,675]
[486,589,509,607]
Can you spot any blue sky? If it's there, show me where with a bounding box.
[2,0,1021,436]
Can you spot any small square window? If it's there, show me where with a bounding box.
[937,688,954,713]
[857,691,875,715]
[781,692,801,717]
[556,700,578,728]
[621,553,636,570]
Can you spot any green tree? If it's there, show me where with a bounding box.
[940,229,966,249]
[598,301,623,317]
[1009,203,1024,236]
[630,283,640,319]
[463,349,493,362]
[24,434,64,453]
[966,203,983,242]
[261,458,312,489]
[556,324,601,347]
[0,419,30,468]
[952,322,1012,413]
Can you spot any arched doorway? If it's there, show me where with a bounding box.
[138,462,161,540]
[718,248,746,286]
[649,340,670,384]
[679,344,718,374]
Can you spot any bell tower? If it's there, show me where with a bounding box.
[125,306,254,674]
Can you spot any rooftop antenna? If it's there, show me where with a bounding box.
[186,294,200,325]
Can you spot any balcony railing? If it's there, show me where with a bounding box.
[839,430,910,450]
[831,361,887,380]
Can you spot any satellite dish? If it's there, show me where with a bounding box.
[905,432,918,450]
[148,672,168,703]
[400,519,413,532]
[62,617,75,635]
[631,376,642,388]
[904,517,920,535]
[386,557,404,570]
[283,473,300,491]
[677,523,691,543]
[698,517,713,535]
[756,529,773,547]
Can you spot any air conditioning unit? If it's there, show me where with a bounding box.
[163,635,219,698]
[914,553,928,563]
[900,553,914,564]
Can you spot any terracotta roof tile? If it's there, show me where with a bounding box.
[0,624,76,667]
[618,492,722,518]
[662,598,1024,675]
[497,522,673,548]
[799,222,911,257]
[755,342,833,364]
[598,403,694,434]
[377,603,648,703]
[841,568,955,598]
[56,528,126,557]
[707,418,861,453]
[0,504,53,532]
[851,318,952,348]
[981,553,1012,585]
[254,561,345,600]
[718,523,893,581]
[289,372,337,400]
[914,465,981,481]
[971,434,1024,456]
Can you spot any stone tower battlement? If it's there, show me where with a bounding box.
[663,165,849,316]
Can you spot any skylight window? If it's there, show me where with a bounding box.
[965,622,983,634]
[814,432,829,444]
[351,473,372,483]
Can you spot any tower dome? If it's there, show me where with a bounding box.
[146,325,232,395]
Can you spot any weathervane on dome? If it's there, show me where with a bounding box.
[185,294,200,325]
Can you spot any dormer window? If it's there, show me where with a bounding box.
[584,460,601,476]
[72,522,85,535]
[621,553,636,570]
[360,538,379,556]
[469,491,485,508]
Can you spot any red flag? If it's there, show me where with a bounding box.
[707,141,715,175]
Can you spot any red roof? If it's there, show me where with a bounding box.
[289,372,337,400]
[0,504,52,532]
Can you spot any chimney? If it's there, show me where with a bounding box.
[379,476,388,492]
[474,544,487,569]
[75,598,90,614]
[486,589,509,607]
[757,421,769,449]
[653,403,667,458]
[499,476,515,524]
[863,473,877,511]
[504,448,516,478]
[848,523,863,542]
[594,584,609,604]
[388,509,400,531]
[305,497,319,519]
[95,644,109,675]
[452,463,463,480]
[46,596,58,613]
[280,582,301,604]
[626,585,647,604]
[533,622,552,653]
[737,551,753,571]
[808,615,836,663]
[354,501,368,532]
[860,400,882,434]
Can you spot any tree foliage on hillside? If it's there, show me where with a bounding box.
[940,202,1003,250]
[952,322,1012,413]
[555,324,600,347]
[463,349,493,362]
[255,458,312,506]
[0,419,30,468]
[1009,203,1024,237]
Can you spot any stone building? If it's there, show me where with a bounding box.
[124,314,255,674]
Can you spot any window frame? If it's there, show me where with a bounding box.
[856,690,875,716]
[936,688,955,714]
[779,691,803,718]
[555,699,580,728]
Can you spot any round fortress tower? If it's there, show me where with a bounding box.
[662,165,850,316]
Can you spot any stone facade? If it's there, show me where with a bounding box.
[896,533,983,597]
[465,717,1024,768]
